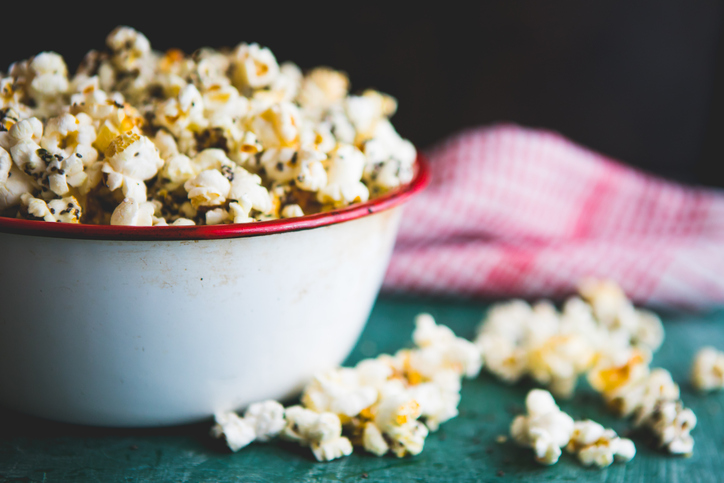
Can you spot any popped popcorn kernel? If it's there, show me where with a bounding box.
[510,389,574,465]
[110,198,154,226]
[691,346,724,392]
[211,411,257,452]
[643,400,697,455]
[566,420,635,467]
[281,406,353,462]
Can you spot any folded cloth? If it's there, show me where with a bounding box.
[383,124,724,309]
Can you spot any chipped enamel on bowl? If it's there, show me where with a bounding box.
[0,156,429,427]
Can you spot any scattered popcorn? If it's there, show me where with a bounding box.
[642,400,697,455]
[475,299,595,398]
[691,346,724,392]
[301,367,379,418]
[566,419,635,467]
[211,313,479,462]
[211,400,286,452]
[211,411,257,452]
[510,389,574,465]
[242,400,287,442]
[206,281,705,467]
[0,27,416,227]
[373,392,429,457]
[281,406,353,462]
[362,420,389,456]
[578,279,665,352]
[480,280,698,458]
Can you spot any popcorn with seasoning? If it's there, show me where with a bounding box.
[20,194,81,223]
[0,26,417,227]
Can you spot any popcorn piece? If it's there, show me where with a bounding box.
[251,102,300,148]
[0,147,11,185]
[211,400,286,452]
[301,367,379,419]
[345,91,394,141]
[617,368,680,425]
[587,348,652,401]
[1,155,36,210]
[205,207,229,225]
[406,372,461,431]
[510,389,574,465]
[281,406,353,462]
[566,419,636,467]
[103,131,164,202]
[475,299,594,398]
[281,204,303,218]
[577,279,664,352]
[21,194,82,223]
[243,400,286,442]
[110,198,155,226]
[317,144,369,206]
[27,52,70,116]
[527,334,595,399]
[184,169,231,208]
[475,333,528,384]
[172,217,195,226]
[159,154,195,191]
[228,166,272,215]
[362,421,389,456]
[106,26,151,72]
[691,346,724,392]
[293,150,327,192]
[411,313,483,379]
[154,84,208,139]
[363,120,416,191]
[41,113,98,160]
[211,411,257,452]
[230,43,280,90]
[373,392,429,457]
[298,67,349,112]
[642,400,697,455]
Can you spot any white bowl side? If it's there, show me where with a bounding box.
[0,208,402,426]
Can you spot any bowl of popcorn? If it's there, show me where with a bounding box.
[0,27,428,427]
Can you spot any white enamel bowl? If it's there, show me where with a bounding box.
[0,157,429,427]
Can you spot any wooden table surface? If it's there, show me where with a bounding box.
[1,296,722,482]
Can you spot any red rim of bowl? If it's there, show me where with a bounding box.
[0,154,430,241]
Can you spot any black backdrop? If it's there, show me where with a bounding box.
[2,1,722,187]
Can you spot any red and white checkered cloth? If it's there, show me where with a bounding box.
[383,124,724,309]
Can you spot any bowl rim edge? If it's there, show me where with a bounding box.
[0,154,430,241]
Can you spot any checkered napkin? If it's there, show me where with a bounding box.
[383,125,724,309]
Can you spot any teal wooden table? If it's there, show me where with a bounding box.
[1,296,723,482]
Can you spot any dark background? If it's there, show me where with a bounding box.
[2,1,722,187]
